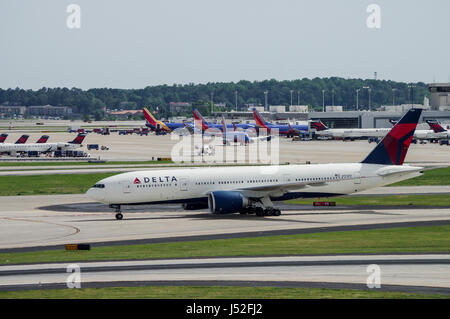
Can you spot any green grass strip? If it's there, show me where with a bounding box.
[1,225,449,265]
[0,173,117,196]
[286,194,450,206]
[388,166,450,186]
[0,286,448,299]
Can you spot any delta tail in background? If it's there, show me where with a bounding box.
[87,108,424,220]
[0,134,86,156]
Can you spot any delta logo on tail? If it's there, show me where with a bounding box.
[69,133,86,145]
[426,120,446,133]
[15,135,29,144]
[36,135,49,143]
[0,133,7,143]
[310,120,328,131]
[362,108,422,166]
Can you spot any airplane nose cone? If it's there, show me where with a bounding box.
[86,187,105,202]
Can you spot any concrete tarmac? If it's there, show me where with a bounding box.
[1,254,450,294]
[1,187,450,251]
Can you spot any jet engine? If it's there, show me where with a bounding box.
[208,191,249,214]
[182,202,209,210]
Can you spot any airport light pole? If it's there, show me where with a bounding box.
[322,90,326,112]
[290,90,294,107]
[297,90,300,105]
[408,84,416,107]
[332,89,335,106]
[210,91,214,114]
[356,89,360,111]
[235,90,238,111]
[363,86,371,111]
[392,88,397,106]
[264,90,268,112]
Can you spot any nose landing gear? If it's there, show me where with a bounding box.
[110,204,123,220]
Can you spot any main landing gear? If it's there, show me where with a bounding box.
[239,207,281,216]
[110,204,123,220]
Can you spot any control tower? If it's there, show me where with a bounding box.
[428,83,450,111]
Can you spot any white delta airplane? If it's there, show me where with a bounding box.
[87,108,424,220]
[0,134,86,156]
[311,116,445,141]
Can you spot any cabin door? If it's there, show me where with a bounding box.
[180,177,189,191]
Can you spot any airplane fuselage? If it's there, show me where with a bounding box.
[87,163,422,206]
[0,142,82,154]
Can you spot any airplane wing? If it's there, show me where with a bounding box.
[201,175,356,199]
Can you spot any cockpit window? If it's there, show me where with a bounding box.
[92,184,105,188]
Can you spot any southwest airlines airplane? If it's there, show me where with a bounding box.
[0,134,86,156]
[193,109,255,131]
[252,109,308,136]
[87,108,424,220]
[142,107,189,133]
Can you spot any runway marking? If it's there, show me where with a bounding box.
[0,217,80,240]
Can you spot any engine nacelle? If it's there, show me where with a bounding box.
[208,191,249,214]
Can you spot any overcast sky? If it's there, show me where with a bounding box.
[1,0,449,89]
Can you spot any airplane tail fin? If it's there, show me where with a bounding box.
[193,108,208,123]
[361,108,422,166]
[252,108,269,128]
[426,120,446,133]
[221,116,227,134]
[69,133,86,144]
[310,120,328,131]
[142,107,158,126]
[0,133,8,143]
[36,135,49,143]
[193,109,209,131]
[15,135,29,144]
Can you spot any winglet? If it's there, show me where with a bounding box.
[361,108,422,165]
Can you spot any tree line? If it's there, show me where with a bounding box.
[0,78,430,118]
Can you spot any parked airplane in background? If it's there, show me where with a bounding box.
[311,117,447,141]
[142,108,188,133]
[311,121,392,140]
[0,134,8,143]
[252,109,308,137]
[193,109,255,131]
[0,134,86,156]
[426,120,450,139]
[87,108,424,220]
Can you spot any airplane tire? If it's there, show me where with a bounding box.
[255,207,265,217]
[273,209,281,216]
[115,213,123,220]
